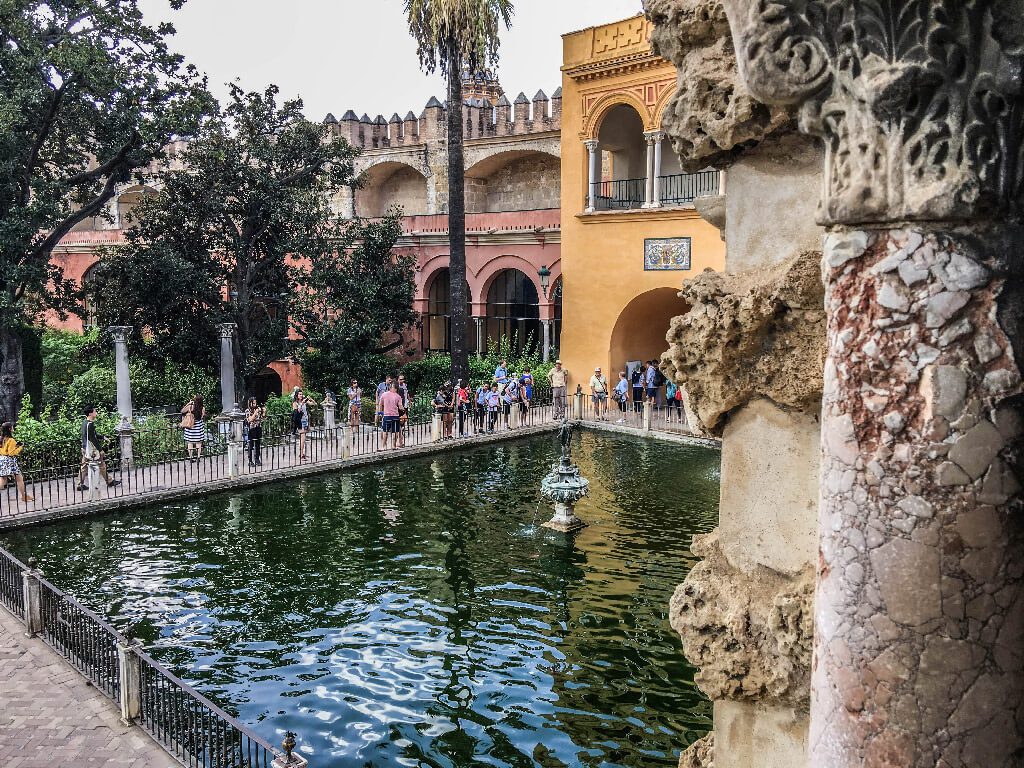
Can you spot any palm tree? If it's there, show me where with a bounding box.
[404,0,513,384]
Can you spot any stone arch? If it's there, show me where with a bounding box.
[416,255,454,302]
[473,255,547,306]
[582,91,653,139]
[483,267,542,356]
[463,149,561,213]
[652,83,679,131]
[609,287,690,379]
[115,184,160,228]
[355,160,430,217]
[80,261,103,329]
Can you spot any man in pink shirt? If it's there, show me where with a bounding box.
[378,383,404,450]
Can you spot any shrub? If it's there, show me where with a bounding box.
[63,366,118,418]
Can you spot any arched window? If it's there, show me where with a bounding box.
[593,103,647,210]
[424,269,474,353]
[485,269,540,356]
[81,263,101,330]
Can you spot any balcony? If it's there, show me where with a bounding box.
[398,208,560,235]
[587,170,720,212]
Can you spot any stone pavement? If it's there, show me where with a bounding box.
[0,606,175,767]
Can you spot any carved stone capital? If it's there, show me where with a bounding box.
[107,326,131,345]
[722,0,1024,225]
[219,322,237,340]
[583,139,600,152]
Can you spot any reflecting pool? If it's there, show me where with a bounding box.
[2,432,720,767]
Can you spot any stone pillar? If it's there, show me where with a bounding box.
[721,4,1024,765]
[646,4,825,766]
[651,131,665,207]
[21,560,42,637]
[584,139,599,212]
[117,639,142,724]
[341,425,352,459]
[541,319,552,362]
[642,400,652,432]
[642,131,658,207]
[219,323,237,415]
[108,326,133,425]
[573,386,583,420]
[226,406,244,479]
[87,454,101,502]
[431,412,442,442]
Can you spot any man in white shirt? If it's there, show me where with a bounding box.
[589,367,609,421]
[547,360,569,420]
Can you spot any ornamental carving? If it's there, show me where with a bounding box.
[722,0,1024,225]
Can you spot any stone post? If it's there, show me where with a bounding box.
[21,559,42,637]
[218,323,237,415]
[431,412,442,442]
[87,454,101,502]
[341,425,352,459]
[116,639,142,724]
[584,139,599,212]
[226,405,245,479]
[573,385,583,421]
[721,4,1024,764]
[323,398,336,433]
[117,422,134,471]
[642,400,652,432]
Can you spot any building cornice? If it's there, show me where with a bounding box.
[563,52,667,82]
[397,228,560,248]
[575,205,698,224]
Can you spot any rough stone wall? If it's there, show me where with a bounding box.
[484,154,560,212]
[679,733,714,768]
[664,250,825,435]
[671,531,814,706]
[644,0,792,172]
[371,166,430,217]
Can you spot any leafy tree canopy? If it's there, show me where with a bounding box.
[0,0,212,421]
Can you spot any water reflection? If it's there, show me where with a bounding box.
[3,433,719,767]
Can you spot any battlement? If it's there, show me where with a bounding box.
[324,87,561,150]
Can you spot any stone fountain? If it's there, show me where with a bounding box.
[540,420,590,533]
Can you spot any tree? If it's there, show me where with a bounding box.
[290,213,417,391]
[404,0,513,384]
[91,84,363,399]
[0,0,212,423]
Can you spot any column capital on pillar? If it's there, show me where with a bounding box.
[583,139,600,152]
[218,322,237,340]
[107,326,132,344]
[723,0,1024,225]
[643,129,665,143]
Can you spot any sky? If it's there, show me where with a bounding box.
[137,0,645,120]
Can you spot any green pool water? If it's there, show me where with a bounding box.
[2,431,720,767]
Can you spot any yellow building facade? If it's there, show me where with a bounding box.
[559,15,725,386]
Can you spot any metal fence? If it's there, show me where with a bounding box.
[0,547,283,768]
[660,170,720,205]
[2,387,558,521]
[587,170,721,211]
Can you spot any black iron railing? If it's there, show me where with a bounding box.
[137,648,279,768]
[591,177,646,210]
[0,545,284,768]
[660,170,720,205]
[38,576,122,701]
[0,548,25,614]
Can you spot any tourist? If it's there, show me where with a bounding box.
[589,367,609,420]
[485,383,501,433]
[547,360,568,420]
[454,379,470,438]
[613,371,629,422]
[397,375,410,408]
[181,394,208,462]
[434,383,453,439]
[375,375,394,427]
[378,383,403,450]
[630,365,644,413]
[295,391,318,461]
[474,382,488,433]
[246,398,265,466]
[0,422,33,502]
[77,405,120,489]
[347,379,362,429]
[503,375,520,429]
[494,360,509,386]
[666,380,684,423]
[519,368,533,422]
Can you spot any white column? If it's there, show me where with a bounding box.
[108,326,133,425]
[652,131,665,207]
[219,323,237,414]
[718,169,727,195]
[541,319,552,362]
[642,131,658,208]
[584,139,599,212]
[474,317,484,358]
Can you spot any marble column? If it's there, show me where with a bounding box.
[541,319,552,363]
[724,3,1024,764]
[642,131,658,208]
[584,139,600,212]
[474,317,484,358]
[219,323,237,414]
[650,131,665,207]
[108,326,133,426]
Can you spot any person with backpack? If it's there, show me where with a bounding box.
[666,380,684,422]
[474,382,488,434]
[646,360,666,405]
[630,365,644,413]
[613,371,629,422]
[485,383,501,433]
[504,375,520,429]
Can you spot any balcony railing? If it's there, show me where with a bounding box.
[588,170,720,211]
